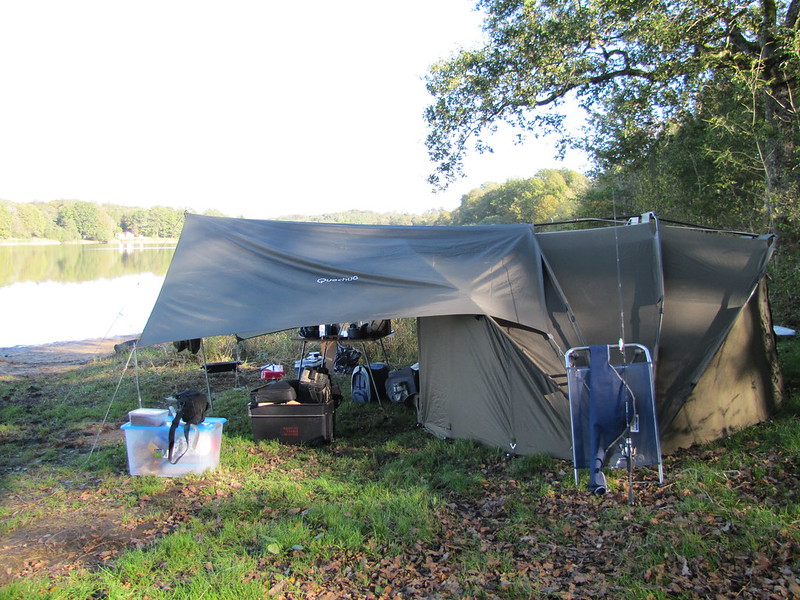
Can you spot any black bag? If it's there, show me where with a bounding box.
[298,369,332,404]
[298,326,319,339]
[249,379,297,405]
[167,390,210,464]
[173,338,202,354]
[364,319,391,338]
[385,366,419,404]
[333,343,362,374]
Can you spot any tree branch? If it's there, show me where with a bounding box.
[727,26,760,56]
[532,67,654,108]
[786,0,800,29]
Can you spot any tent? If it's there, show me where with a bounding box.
[139,213,784,458]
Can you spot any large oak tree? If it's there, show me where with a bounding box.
[425,0,799,229]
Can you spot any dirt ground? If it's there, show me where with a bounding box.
[0,335,169,584]
[0,336,136,377]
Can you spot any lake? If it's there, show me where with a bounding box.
[0,242,175,347]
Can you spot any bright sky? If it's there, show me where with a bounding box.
[0,0,588,219]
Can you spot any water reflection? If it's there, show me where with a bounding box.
[0,243,175,286]
[0,244,174,347]
[0,273,165,347]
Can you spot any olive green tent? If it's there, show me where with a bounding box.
[139,213,783,457]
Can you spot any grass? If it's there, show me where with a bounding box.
[0,325,798,599]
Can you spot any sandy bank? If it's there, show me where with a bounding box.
[0,335,139,377]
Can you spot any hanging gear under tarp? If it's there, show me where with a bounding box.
[333,343,362,374]
[173,338,202,354]
[167,389,210,464]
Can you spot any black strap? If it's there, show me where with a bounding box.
[167,414,191,464]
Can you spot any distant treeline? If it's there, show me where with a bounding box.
[0,199,453,242]
[0,169,589,242]
[0,200,202,242]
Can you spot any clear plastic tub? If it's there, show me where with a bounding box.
[121,417,227,477]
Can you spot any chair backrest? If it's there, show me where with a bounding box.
[566,344,662,481]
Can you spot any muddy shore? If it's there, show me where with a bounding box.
[0,335,139,377]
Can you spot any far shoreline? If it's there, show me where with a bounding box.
[0,237,177,246]
[0,333,140,352]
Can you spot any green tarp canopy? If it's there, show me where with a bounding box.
[139,215,552,346]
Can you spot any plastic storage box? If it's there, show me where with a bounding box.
[121,417,227,477]
[128,408,170,427]
[248,401,334,445]
[260,363,285,381]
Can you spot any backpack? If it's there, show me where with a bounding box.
[351,363,389,403]
[385,366,419,404]
[168,390,210,464]
[298,326,320,339]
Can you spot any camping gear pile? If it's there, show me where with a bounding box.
[248,366,340,445]
[136,212,783,465]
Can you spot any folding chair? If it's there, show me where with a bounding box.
[565,344,663,503]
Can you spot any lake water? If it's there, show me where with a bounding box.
[0,242,175,347]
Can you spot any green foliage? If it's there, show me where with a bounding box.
[11,203,48,238]
[768,246,800,329]
[276,208,453,227]
[0,201,12,238]
[776,337,800,401]
[451,169,589,225]
[425,0,799,237]
[0,200,191,242]
[58,200,113,241]
[0,202,459,242]
[582,73,800,239]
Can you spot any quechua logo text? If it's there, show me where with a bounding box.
[316,275,359,284]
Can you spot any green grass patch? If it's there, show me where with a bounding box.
[1,321,799,599]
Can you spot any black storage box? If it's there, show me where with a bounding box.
[248,400,334,445]
[297,370,332,404]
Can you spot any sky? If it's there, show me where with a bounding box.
[0,0,588,220]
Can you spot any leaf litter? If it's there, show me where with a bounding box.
[0,342,798,597]
[1,438,797,598]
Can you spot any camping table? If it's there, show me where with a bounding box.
[293,332,393,406]
[293,332,392,375]
[201,361,242,387]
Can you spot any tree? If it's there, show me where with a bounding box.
[581,77,780,231]
[53,201,115,241]
[145,206,184,238]
[424,0,799,231]
[13,203,48,238]
[451,169,588,225]
[0,201,12,238]
[73,201,113,241]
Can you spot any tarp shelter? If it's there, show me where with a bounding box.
[139,213,784,458]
